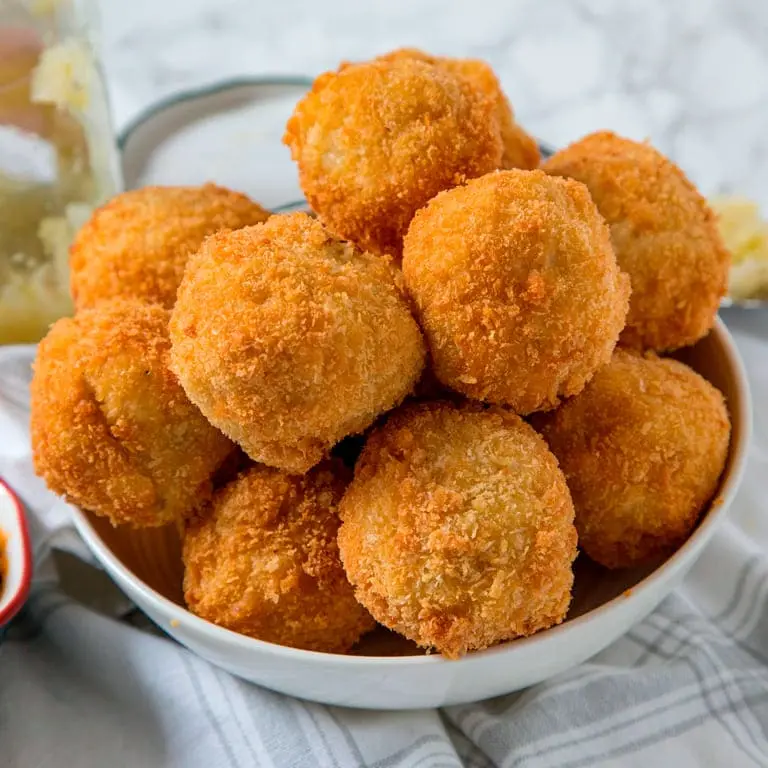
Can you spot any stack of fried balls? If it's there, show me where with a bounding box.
[30,49,732,659]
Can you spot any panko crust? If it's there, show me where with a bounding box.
[402,169,630,414]
[283,57,503,256]
[338,401,577,659]
[183,462,375,652]
[533,350,731,569]
[170,213,426,473]
[374,48,540,171]
[70,184,270,310]
[30,300,234,527]
[542,132,730,351]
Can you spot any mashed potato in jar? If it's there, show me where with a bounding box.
[0,2,119,343]
[711,196,768,302]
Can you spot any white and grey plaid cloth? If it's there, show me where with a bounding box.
[1,309,767,768]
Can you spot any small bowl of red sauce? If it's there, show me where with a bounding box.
[0,480,32,629]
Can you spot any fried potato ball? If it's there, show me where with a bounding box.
[402,169,631,414]
[170,213,426,473]
[183,461,375,653]
[533,350,730,569]
[283,57,503,256]
[376,48,540,171]
[338,401,577,659]
[542,132,730,351]
[70,184,270,310]
[30,300,234,527]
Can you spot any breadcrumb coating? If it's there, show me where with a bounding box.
[283,57,503,256]
[542,132,730,351]
[338,401,577,659]
[183,461,375,652]
[533,350,730,569]
[70,184,270,310]
[376,48,540,171]
[30,300,234,527]
[402,169,630,414]
[169,213,426,473]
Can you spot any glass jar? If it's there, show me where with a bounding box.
[0,0,120,343]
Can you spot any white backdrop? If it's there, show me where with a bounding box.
[98,0,768,206]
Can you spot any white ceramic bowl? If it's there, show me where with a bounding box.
[0,480,32,629]
[69,318,751,709]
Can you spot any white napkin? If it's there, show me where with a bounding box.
[1,309,767,768]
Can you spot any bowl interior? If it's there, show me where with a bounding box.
[79,319,748,657]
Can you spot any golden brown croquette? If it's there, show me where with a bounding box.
[31,300,234,527]
[543,132,730,351]
[375,48,540,171]
[69,184,270,309]
[338,400,577,658]
[533,350,731,569]
[402,169,630,414]
[169,213,426,473]
[183,461,375,652]
[283,57,503,256]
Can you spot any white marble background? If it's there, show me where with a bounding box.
[98,0,768,207]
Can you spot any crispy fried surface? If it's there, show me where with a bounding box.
[402,169,630,414]
[70,184,270,310]
[377,48,540,171]
[183,461,375,652]
[542,132,730,351]
[450,61,539,171]
[169,213,426,473]
[499,118,542,172]
[338,401,577,658]
[30,300,234,527]
[533,350,731,569]
[283,58,502,256]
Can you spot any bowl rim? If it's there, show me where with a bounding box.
[117,75,315,151]
[71,317,752,667]
[0,479,33,626]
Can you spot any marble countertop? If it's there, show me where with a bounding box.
[98,0,768,207]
